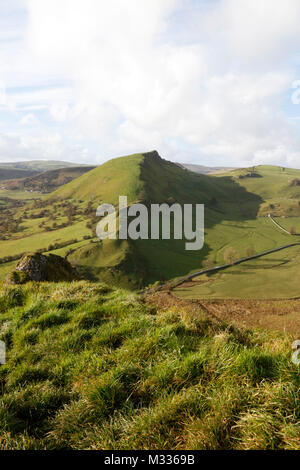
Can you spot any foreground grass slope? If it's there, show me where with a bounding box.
[0,281,299,450]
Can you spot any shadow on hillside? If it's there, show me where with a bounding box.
[137,164,265,284]
[60,154,265,286]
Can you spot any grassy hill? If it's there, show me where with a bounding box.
[47,151,265,286]
[0,160,91,173]
[1,166,96,194]
[48,152,146,203]
[0,168,38,181]
[1,152,300,294]
[0,280,299,450]
[175,164,300,299]
[216,165,300,214]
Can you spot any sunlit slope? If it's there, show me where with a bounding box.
[175,164,300,299]
[48,150,259,205]
[216,165,300,215]
[47,152,146,204]
[64,151,264,285]
[4,153,300,291]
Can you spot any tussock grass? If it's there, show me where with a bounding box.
[0,281,299,450]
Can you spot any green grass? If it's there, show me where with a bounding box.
[0,220,90,260]
[50,154,300,290]
[174,164,300,299]
[2,153,300,293]
[47,152,146,204]
[0,189,42,200]
[217,165,300,201]
[0,281,299,450]
[46,150,266,285]
[175,246,300,299]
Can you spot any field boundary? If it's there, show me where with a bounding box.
[143,241,300,294]
[268,213,291,235]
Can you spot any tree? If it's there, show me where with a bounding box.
[223,247,239,265]
[289,178,300,187]
[203,258,214,269]
[245,247,254,257]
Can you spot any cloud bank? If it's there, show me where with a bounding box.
[0,0,300,167]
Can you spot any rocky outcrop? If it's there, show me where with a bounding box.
[5,253,79,284]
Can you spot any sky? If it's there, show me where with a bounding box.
[0,0,300,168]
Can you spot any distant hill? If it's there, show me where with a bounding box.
[181,163,237,174]
[0,166,96,193]
[0,160,94,185]
[0,167,38,181]
[0,160,91,173]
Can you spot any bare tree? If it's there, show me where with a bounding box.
[245,247,254,257]
[203,258,214,269]
[223,247,239,265]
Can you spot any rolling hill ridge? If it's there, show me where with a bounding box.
[1,166,96,193]
[47,150,263,287]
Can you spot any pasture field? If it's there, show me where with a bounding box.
[0,189,42,200]
[175,246,300,300]
[0,220,90,260]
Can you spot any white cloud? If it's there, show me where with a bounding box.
[0,0,300,167]
[19,113,38,125]
[203,0,300,66]
[0,131,90,163]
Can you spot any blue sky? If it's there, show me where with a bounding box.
[0,0,300,168]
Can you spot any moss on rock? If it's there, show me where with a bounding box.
[5,253,79,284]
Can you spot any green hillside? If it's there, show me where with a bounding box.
[0,281,299,450]
[47,152,146,203]
[176,164,300,299]
[175,245,300,300]
[1,152,300,293]
[216,165,300,215]
[48,151,265,286]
